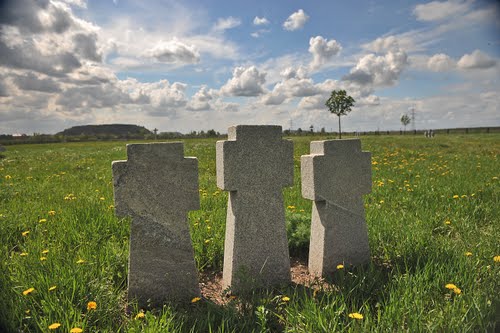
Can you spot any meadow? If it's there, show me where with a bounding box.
[0,134,498,332]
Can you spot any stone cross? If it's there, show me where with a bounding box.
[301,139,372,276]
[112,143,200,306]
[217,125,293,292]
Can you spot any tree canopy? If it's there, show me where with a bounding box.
[325,90,355,139]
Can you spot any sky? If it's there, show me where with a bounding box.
[0,0,499,135]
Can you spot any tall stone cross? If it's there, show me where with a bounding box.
[112,143,200,306]
[301,139,372,276]
[217,125,293,292]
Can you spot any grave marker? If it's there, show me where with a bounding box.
[112,143,200,306]
[217,125,293,292]
[301,139,372,276]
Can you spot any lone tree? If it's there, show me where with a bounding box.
[325,90,355,139]
[401,114,411,134]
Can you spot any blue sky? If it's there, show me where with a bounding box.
[0,0,499,134]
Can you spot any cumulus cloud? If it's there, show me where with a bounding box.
[457,50,497,70]
[413,0,470,22]
[308,36,342,70]
[280,66,309,80]
[220,66,267,97]
[253,16,269,25]
[283,9,309,31]
[13,73,62,93]
[72,33,102,62]
[343,49,408,87]
[186,86,218,111]
[427,53,455,71]
[145,39,200,64]
[213,17,241,32]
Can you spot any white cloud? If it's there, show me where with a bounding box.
[343,49,408,87]
[308,36,342,70]
[253,16,269,25]
[213,17,241,32]
[283,9,309,31]
[220,66,267,97]
[427,53,455,71]
[186,86,218,111]
[413,0,470,22]
[457,50,497,70]
[144,38,200,64]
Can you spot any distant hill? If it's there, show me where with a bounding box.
[58,124,152,137]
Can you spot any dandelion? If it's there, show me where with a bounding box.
[48,210,56,216]
[20,252,28,256]
[191,297,201,303]
[493,256,500,263]
[76,259,85,264]
[372,161,378,165]
[49,286,57,291]
[464,252,472,257]
[287,205,296,210]
[40,257,47,261]
[70,328,83,333]
[453,195,459,199]
[444,220,451,225]
[492,176,498,180]
[23,288,35,295]
[336,264,344,270]
[48,323,61,330]
[99,197,105,201]
[5,175,12,180]
[379,200,384,204]
[204,239,210,244]
[38,218,47,223]
[87,301,97,311]
[348,312,363,320]
[461,195,467,198]
[42,249,49,254]
[445,283,457,290]
[453,287,462,295]
[281,296,290,302]
[22,230,30,236]
[135,311,145,319]
[108,205,114,210]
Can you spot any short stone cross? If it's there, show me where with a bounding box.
[301,139,372,276]
[217,125,293,292]
[112,143,200,306]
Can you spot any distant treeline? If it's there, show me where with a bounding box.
[1,126,498,145]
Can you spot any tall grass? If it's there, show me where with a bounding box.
[0,134,498,332]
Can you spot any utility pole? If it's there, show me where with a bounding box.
[153,128,158,140]
[410,107,415,132]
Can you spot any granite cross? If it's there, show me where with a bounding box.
[112,143,200,306]
[217,125,293,292]
[301,139,372,276]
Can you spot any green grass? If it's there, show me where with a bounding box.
[0,134,499,332]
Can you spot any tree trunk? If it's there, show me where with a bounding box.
[338,115,342,139]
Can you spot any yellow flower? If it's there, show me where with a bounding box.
[135,311,145,319]
[464,252,472,257]
[379,200,384,204]
[191,297,201,303]
[42,249,49,254]
[22,230,30,236]
[493,256,500,263]
[99,197,105,201]
[281,296,290,302]
[76,259,85,264]
[70,328,83,333]
[87,301,97,311]
[287,205,296,210]
[40,256,47,261]
[348,312,363,320]
[48,210,56,216]
[453,287,462,295]
[48,323,61,330]
[108,205,114,210]
[5,175,12,180]
[444,220,451,225]
[20,252,28,256]
[445,283,457,290]
[452,195,459,199]
[22,287,35,295]
[38,218,47,223]
[336,264,344,270]
[204,239,210,244]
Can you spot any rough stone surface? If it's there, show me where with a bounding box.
[112,142,200,306]
[301,139,372,276]
[217,125,293,292]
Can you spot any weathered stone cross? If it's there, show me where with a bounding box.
[112,143,200,306]
[217,125,293,292]
[301,139,372,276]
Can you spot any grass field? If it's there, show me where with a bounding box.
[0,134,499,332]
